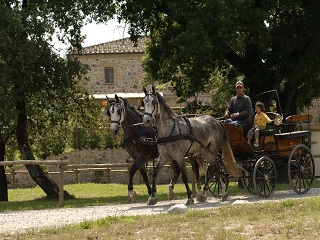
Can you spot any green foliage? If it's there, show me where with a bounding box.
[118,0,320,117]
[70,110,124,150]
[79,220,92,230]
[71,128,116,150]
[0,1,120,162]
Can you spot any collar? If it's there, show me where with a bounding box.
[236,94,245,99]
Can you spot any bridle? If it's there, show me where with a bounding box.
[142,92,158,119]
[108,102,124,126]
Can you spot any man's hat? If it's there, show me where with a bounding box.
[235,81,244,88]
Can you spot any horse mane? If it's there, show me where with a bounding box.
[156,91,178,119]
[120,97,143,118]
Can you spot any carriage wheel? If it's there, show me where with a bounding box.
[241,161,256,194]
[207,158,229,198]
[288,144,315,195]
[253,156,277,198]
[207,172,229,198]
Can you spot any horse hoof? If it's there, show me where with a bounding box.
[221,192,228,201]
[197,194,207,203]
[128,190,137,203]
[147,196,158,205]
[186,198,194,205]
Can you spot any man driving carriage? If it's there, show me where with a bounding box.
[223,81,254,133]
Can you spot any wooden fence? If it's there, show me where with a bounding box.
[1,161,192,206]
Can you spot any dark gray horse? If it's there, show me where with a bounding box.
[107,95,160,205]
[142,86,241,204]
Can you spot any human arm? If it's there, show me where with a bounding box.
[223,98,234,119]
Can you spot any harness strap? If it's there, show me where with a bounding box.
[157,134,194,144]
[182,116,194,155]
[157,116,195,155]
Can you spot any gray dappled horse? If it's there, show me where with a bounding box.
[142,86,241,204]
[107,95,160,205]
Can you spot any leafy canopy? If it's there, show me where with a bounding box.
[117,0,320,116]
[0,0,117,159]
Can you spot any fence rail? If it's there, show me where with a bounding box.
[0,160,68,206]
[2,161,190,206]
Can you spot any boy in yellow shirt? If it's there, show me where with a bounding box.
[247,101,271,147]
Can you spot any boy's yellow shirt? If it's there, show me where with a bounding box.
[254,112,271,128]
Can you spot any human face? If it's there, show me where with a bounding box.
[235,85,244,96]
[255,105,262,113]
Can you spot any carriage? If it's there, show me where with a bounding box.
[108,86,315,205]
[208,113,315,198]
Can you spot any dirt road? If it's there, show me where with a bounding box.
[1,188,319,235]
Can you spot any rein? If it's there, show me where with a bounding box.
[143,91,198,154]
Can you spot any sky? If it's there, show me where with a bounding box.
[81,19,129,47]
[56,19,129,57]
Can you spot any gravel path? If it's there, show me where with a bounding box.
[1,188,320,235]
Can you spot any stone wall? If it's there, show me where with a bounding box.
[78,53,145,94]
[6,148,194,189]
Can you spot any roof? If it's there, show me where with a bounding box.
[74,36,147,55]
[93,92,163,99]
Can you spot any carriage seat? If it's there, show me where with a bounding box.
[281,114,313,133]
[224,124,254,157]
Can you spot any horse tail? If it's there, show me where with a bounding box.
[220,124,242,177]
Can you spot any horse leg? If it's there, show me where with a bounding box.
[219,176,228,201]
[168,160,180,200]
[136,164,156,205]
[180,164,194,205]
[188,157,203,202]
[147,157,164,205]
[128,163,139,203]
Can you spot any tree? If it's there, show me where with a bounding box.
[0,0,116,200]
[117,0,320,116]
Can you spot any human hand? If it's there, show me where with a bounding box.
[231,112,239,119]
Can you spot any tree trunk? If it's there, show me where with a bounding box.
[0,139,8,201]
[17,0,71,200]
[16,94,72,199]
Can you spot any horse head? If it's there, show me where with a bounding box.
[142,85,158,126]
[107,94,125,135]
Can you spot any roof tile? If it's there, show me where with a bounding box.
[76,36,147,54]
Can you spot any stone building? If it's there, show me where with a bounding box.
[67,36,212,109]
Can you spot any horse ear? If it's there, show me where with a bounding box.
[115,94,119,101]
[143,86,148,95]
[152,84,156,93]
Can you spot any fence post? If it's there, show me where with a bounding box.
[59,165,65,206]
[75,168,79,184]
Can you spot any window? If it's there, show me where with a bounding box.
[105,68,114,84]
